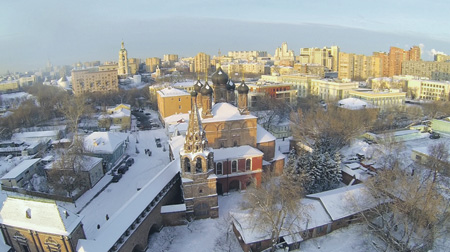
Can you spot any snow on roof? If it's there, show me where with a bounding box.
[84,132,128,154]
[77,160,180,252]
[231,198,331,244]
[169,135,185,158]
[338,98,375,110]
[157,87,190,97]
[0,197,83,236]
[161,204,186,214]
[202,103,256,123]
[256,125,276,143]
[213,145,263,161]
[109,108,131,118]
[307,184,377,221]
[1,158,40,179]
[12,130,60,141]
[164,113,189,124]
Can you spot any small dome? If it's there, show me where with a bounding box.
[191,90,198,96]
[193,79,203,92]
[211,66,228,85]
[226,79,235,91]
[200,82,213,96]
[237,80,249,94]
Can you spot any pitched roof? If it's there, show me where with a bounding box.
[0,197,83,236]
[84,132,128,154]
[1,158,40,179]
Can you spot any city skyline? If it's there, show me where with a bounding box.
[1,0,450,73]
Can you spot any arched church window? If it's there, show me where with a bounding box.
[216,162,223,175]
[232,160,237,173]
[234,140,238,147]
[196,157,202,173]
[246,159,251,171]
[185,158,191,173]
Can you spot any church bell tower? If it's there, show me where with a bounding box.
[179,91,218,219]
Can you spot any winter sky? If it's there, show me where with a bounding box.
[1,0,449,73]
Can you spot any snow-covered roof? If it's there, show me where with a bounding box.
[161,204,186,214]
[256,125,276,143]
[213,145,263,161]
[338,98,375,110]
[169,135,185,158]
[164,113,189,124]
[12,130,60,141]
[1,158,40,179]
[0,197,83,236]
[202,103,256,123]
[157,87,190,97]
[306,184,377,221]
[76,160,180,252]
[231,198,331,244]
[84,132,128,154]
[109,108,131,118]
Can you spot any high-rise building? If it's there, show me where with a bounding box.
[194,52,211,74]
[402,61,450,81]
[274,42,295,61]
[227,51,268,60]
[71,69,118,95]
[388,46,421,77]
[128,58,140,75]
[299,46,339,71]
[163,54,179,67]
[145,57,161,72]
[118,41,129,76]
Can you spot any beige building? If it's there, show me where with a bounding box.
[157,87,192,120]
[118,41,130,76]
[348,89,406,111]
[274,42,295,61]
[299,46,339,71]
[402,61,450,81]
[434,54,450,62]
[71,69,119,95]
[145,57,161,72]
[0,80,19,93]
[0,197,86,252]
[338,52,383,81]
[99,63,118,72]
[227,51,267,60]
[194,52,211,74]
[310,79,359,100]
[224,62,268,76]
[407,79,450,101]
[128,58,140,75]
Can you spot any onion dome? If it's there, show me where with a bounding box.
[237,80,249,94]
[193,79,203,92]
[211,65,228,85]
[226,79,235,91]
[201,82,213,96]
[191,90,198,97]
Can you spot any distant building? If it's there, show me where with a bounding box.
[98,104,132,131]
[0,197,85,252]
[118,41,130,76]
[310,79,359,100]
[274,42,295,61]
[348,89,406,111]
[434,54,450,62]
[193,52,211,74]
[145,57,161,73]
[1,158,41,188]
[128,58,140,75]
[71,69,118,95]
[388,46,421,77]
[299,46,339,71]
[402,61,450,81]
[83,132,128,172]
[227,51,268,60]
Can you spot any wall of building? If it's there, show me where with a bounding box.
[71,70,118,95]
[203,118,257,149]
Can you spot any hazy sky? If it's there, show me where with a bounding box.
[1,0,449,73]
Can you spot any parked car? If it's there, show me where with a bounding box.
[118,164,129,174]
[112,174,122,183]
[429,132,440,139]
[145,112,151,116]
[126,158,134,167]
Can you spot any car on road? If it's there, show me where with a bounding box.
[112,174,122,182]
[126,158,134,167]
[145,112,151,116]
[118,164,129,174]
[429,132,440,139]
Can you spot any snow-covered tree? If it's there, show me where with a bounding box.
[292,143,342,194]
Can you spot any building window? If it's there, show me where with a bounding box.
[246,159,251,171]
[216,162,223,175]
[179,105,181,109]
[232,160,237,173]
[196,157,202,173]
[179,98,181,102]
[45,237,61,252]
[184,158,191,173]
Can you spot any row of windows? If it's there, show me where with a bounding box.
[215,159,251,175]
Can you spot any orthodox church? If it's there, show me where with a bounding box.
[170,63,284,219]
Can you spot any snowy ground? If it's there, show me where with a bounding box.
[147,192,244,252]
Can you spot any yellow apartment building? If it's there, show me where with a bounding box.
[157,87,192,120]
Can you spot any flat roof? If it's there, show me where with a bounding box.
[1,158,40,179]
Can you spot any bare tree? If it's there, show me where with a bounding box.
[426,142,450,181]
[359,157,450,251]
[214,213,240,252]
[60,94,93,134]
[241,169,306,251]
